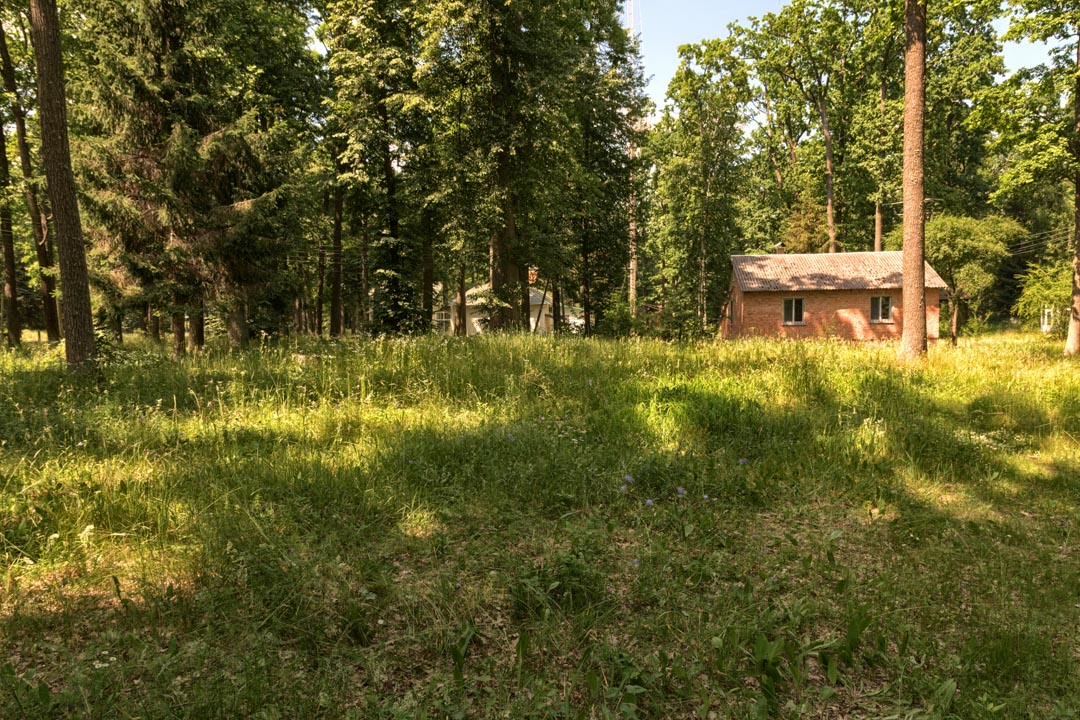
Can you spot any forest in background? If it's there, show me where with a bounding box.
[0,0,1078,353]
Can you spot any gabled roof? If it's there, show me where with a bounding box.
[731,251,948,293]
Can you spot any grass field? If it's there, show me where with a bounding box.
[1,333,1077,718]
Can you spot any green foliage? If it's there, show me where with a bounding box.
[1014,258,1073,332]
[886,214,1020,327]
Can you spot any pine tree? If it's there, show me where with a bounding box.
[29,0,96,368]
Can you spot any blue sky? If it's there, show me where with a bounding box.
[633,0,1059,109]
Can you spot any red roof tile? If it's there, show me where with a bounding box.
[731,251,948,293]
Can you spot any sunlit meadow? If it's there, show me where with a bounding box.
[1,333,1077,718]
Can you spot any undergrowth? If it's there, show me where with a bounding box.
[0,333,1077,718]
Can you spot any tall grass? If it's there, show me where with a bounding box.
[1,333,1077,718]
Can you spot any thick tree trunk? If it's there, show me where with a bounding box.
[1,117,18,348]
[818,97,838,253]
[330,184,343,338]
[1,21,59,343]
[29,0,96,368]
[1065,39,1080,356]
[899,0,927,361]
[489,151,521,331]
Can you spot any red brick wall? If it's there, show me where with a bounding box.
[722,287,940,341]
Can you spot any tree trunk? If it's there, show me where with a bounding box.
[227,303,248,349]
[552,282,562,333]
[1065,38,1080,356]
[874,203,884,252]
[360,220,370,330]
[1,116,19,348]
[949,295,960,346]
[581,223,592,336]
[189,297,204,352]
[629,198,638,322]
[1,21,59,343]
[874,79,886,252]
[899,0,927,361]
[456,260,467,336]
[316,246,325,337]
[29,0,96,368]
[148,306,160,342]
[422,206,434,326]
[818,96,838,253]
[171,310,185,358]
[330,184,343,338]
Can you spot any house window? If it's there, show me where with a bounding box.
[870,296,892,323]
[782,298,804,325]
[432,310,451,333]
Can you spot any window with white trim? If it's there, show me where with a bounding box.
[870,296,892,323]
[782,298,804,325]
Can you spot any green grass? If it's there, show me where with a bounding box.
[1,333,1077,718]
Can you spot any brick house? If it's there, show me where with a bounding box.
[721,251,948,341]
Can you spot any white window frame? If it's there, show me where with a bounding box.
[870,296,892,324]
[782,298,804,325]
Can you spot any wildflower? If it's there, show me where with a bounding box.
[76,440,86,448]
[645,499,654,506]
[703,494,709,500]
[624,474,634,484]
[738,458,749,465]
[507,433,515,442]
[677,487,686,496]
[455,583,462,590]
[619,485,628,493]
[631,559,640,567]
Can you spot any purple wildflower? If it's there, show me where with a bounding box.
[631,559,640,567]
[645,499,654,506]
[619,485,628,493]
[507,433,515,442]
[738,458,749,465]
[455,582,462,590]
[677,487,686,496]
[624,474,634,484]
[703,494,709,500]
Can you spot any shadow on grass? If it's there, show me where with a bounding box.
[1,337,1077,717]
